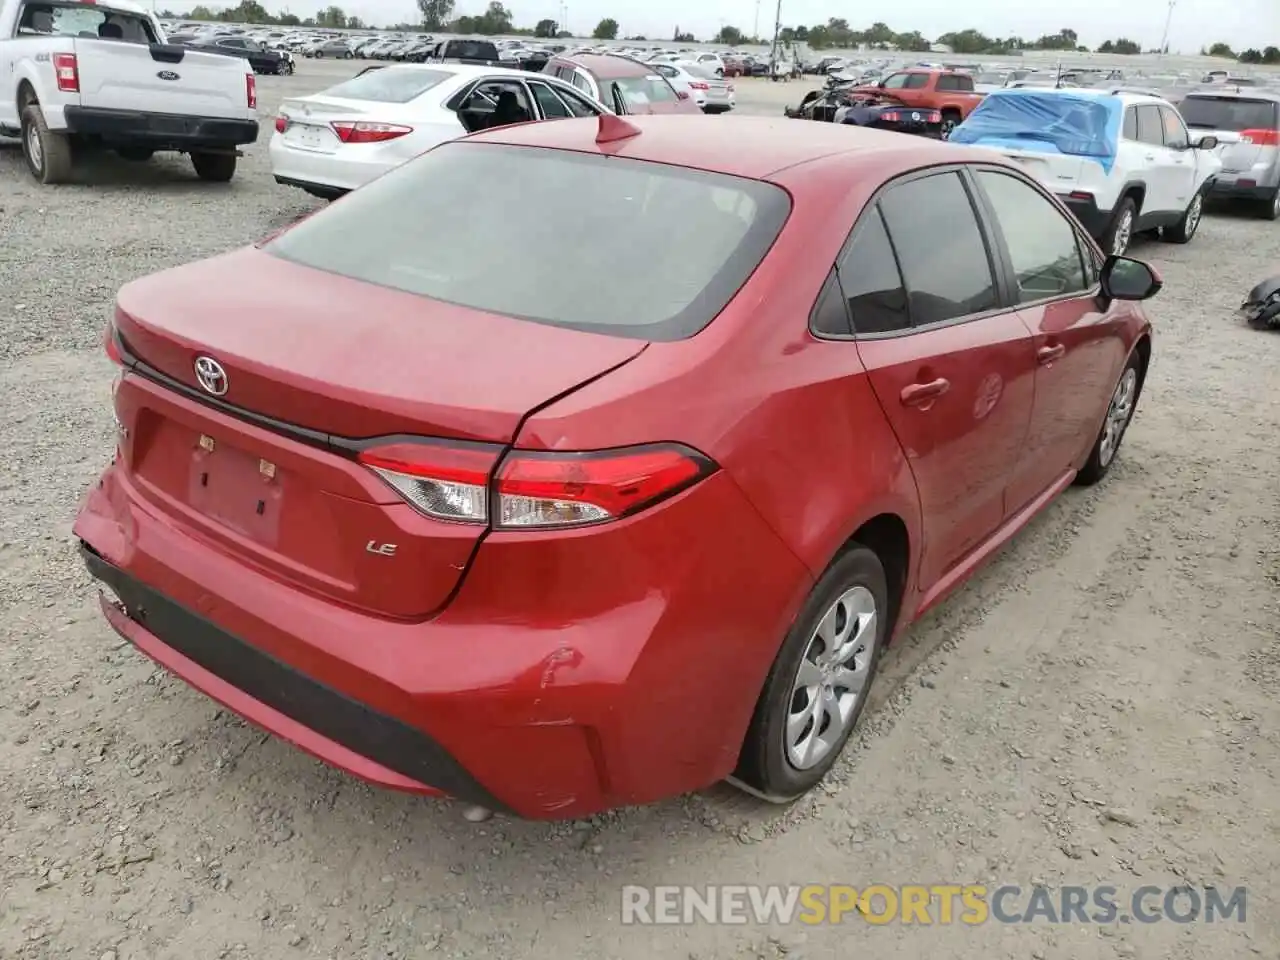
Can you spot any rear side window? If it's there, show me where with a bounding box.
[1178,96,1279,132]
[1134,105,1164,145]
[319,68,452,103]
[267,143,791,341]
[16,1,158,42]
[937,74,973,91]
[877,172,997,326]
[836,210,909,334]
[612,75,678,107]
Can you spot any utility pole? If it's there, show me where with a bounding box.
[752,0,759,43]
[1158,0,1175,56]
[770,0,782,65]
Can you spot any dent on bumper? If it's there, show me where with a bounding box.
[74,461,812,818]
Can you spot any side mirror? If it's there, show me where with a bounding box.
[1101,255,1162,301]
[1195,135,1219,150]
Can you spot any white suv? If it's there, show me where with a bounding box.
[951,89,1222,254]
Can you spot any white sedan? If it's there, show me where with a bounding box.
[269,63,610,199]
[650,61,736,114]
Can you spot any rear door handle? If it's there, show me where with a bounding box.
[900,377,950,407]
[1037,343,1066,365]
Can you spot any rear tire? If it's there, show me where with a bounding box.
[1259,190,1280,221]
[191,151,236,182]
[1075,352,1142,486]
[734,547,888,802]
[20,103,72,184]
[940,108,961,139]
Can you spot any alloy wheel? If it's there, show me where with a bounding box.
[1185,194,1202,237]
[25,120,43,174]
[1098,367,1137,468]
[1112,210,1133,255]
[784,585,878,770]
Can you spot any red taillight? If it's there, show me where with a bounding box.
[53,53,79,93]
[103,323,123,365]
[330,121,413,144]
[1240,128,1280,146]
[356,441,715,529]
[246,73,257,109]
[881,111,901,122]
[926,111,941,122]
[274,114,287,133]
[1068,190,1094,201]
[689,81,710,90]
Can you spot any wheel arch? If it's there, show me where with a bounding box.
[1119,180,1147,213]
[1131,331,1152,402]
[831,511,914,644]
[17,78,38,110]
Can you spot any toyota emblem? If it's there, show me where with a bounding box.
[194,356,229,396]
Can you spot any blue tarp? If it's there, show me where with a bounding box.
[949,89,1123,173]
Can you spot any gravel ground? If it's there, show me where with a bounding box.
[2,61,1279,960]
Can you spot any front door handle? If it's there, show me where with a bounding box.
[900,377,950,407]
[1037,343,1066,365]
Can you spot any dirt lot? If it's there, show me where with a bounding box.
[1,62,1278,960]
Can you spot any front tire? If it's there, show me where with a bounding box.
[1075,353,1142,486]
[191,151,236,182]
[1164,189,1203,244]
[20,103,73,184]
[1102,197,1138,256]
[734,547,887,801]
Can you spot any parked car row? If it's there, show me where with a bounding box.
[269,57,732,199]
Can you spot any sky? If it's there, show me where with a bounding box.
[320,0,1276,52]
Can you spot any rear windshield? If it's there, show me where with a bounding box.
[266,142,790,341]
[1179,96,1279,131]
[319,68,452,103]
[446,40,497,59]
[611,75,679,108]
[16,1,158,42]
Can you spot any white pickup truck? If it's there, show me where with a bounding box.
[0,0,259,183]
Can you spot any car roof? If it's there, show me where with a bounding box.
[373,62,549,82]
[987,87,1167,107]
[466,114,969,181]
[1182,88,1280,102]
[553,53,654,78]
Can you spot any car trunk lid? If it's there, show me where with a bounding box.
[111,246,648,618]
[277,95,380,153]
[987,146,1089,192]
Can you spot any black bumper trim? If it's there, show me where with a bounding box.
[64,106,259,148]
[80,543,508,812]
[1058,194,1112,239]
[273,174,349,200]
[1207,181,1276,201]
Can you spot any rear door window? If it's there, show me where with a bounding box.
[612,75,679,109]
[528,80,571,118]
[266,142,792,341]
[903,74,930,89]
[1122,107,1138,140]
[877,172,998,326]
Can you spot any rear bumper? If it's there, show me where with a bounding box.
[268,133,392,193]
[63,107,258,148]
[1206,179,1276,200]
[1058,193,1112,238]
[75,450,811,819]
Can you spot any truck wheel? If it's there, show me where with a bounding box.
[1164,189,1204,244]
[191,152,237,182]
[940,108,961,139]
[1259,190,1280,221]
[20,104,73,184]
[314,50,324,58]
[116,147,154,162]
[1101,196,1138,256]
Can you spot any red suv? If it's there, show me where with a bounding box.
[543,53,702,115]
[76,116,1158,819]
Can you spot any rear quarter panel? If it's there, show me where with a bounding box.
[2,39,78,129]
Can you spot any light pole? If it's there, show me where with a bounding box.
[1158,0,1175,56]
[752,0,760,43]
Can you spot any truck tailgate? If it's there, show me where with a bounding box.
[74,40,251,119]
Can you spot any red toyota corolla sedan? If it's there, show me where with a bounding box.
[75,114,1159,819]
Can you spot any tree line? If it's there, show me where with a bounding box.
[157,3,1280,64]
